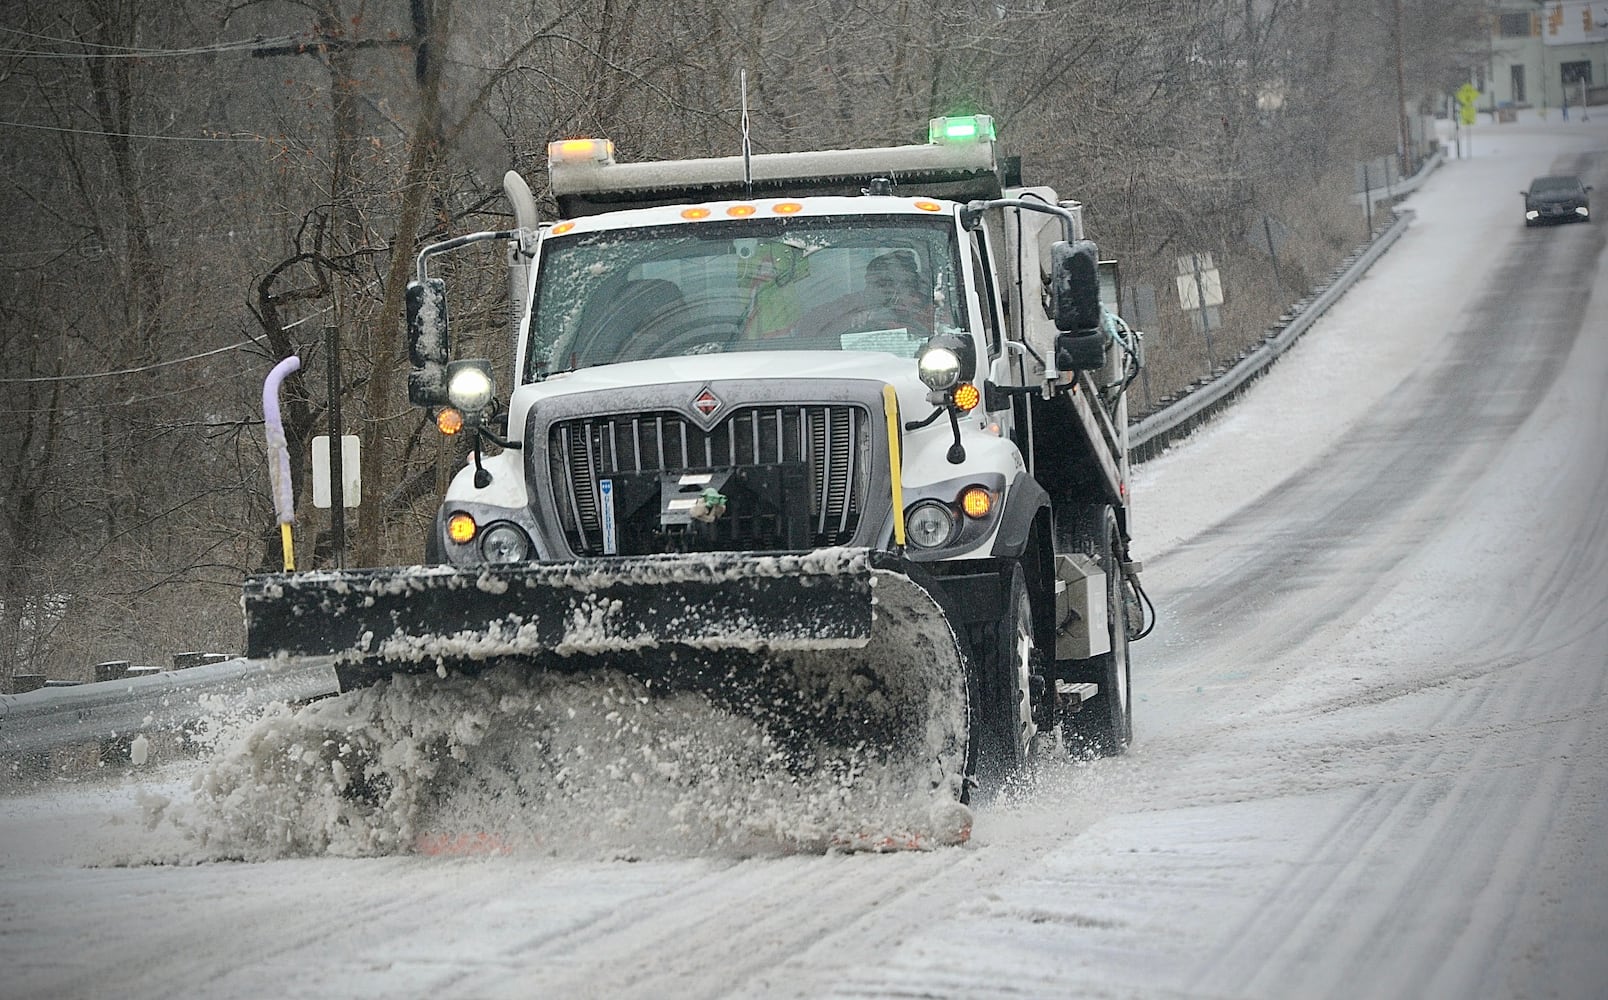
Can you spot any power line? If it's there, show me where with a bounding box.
[0,339,259,384]
[0,44,270,60]
[0,118,290,143]
[0,363,264,416]
[0,28,306,59]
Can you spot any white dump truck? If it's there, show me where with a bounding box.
[244,115,1149,800]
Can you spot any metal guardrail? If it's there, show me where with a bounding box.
[1352,148,1445,209]
[2,157,1437,764]
[0,656,338,761]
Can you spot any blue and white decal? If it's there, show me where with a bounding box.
[599,478,618,554]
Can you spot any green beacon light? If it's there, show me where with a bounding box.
[929,115,996,144]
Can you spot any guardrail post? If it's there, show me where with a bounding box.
[94,660,131,683]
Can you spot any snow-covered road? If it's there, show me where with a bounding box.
[5,117,1608,999]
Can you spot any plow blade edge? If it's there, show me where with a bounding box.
[243,548,971,799]
[241,550,904,667]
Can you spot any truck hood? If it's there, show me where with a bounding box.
[507,350,931,430]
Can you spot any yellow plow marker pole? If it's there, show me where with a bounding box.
[882,384,905,549]
[280,522,296,572]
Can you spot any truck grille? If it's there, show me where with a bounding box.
[550,404,868,555]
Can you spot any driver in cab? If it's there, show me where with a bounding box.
[800,251,936,340]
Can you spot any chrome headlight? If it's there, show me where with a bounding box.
[447,364,494,412]
[918,347,960,390]
[479,523,531,563]
[916,333,975,392]
[905,501,955,548]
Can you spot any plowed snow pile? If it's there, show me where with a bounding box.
[139,665,970,860]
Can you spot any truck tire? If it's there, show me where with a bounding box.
[966,562,1036,794]
[1064,505,1132,756]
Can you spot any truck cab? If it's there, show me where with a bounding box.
[423,117,1133,569]
[248,115,1148,801]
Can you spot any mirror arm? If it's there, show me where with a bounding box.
[478,421,522,451]
[964,198,1080,241]
[944,406,966,465]
[470,438,492,489]
[415,229,521,283]
[904,405,946,431]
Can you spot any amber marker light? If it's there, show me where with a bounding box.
[773,202,804,214]
[446,512,478,544]
[914,200,943,212]
[726,204,757,217]
[961,487,993,519]
[681,207,712,220]
[548,138,615,163]
[550,221,576,235]
[436,407,465,435]
[952,382,982,412]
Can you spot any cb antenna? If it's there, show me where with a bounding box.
[741,69,753,198]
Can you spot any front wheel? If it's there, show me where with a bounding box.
[1063,505,1132,756]
[964,562,1036,795]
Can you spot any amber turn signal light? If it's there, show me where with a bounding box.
[446,512,477,544]
[436,407,465,435]
[960,487,993,519]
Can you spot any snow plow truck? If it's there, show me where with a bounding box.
[243,114,1148,802]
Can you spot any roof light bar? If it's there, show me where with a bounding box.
[548,138,616,165]
[928,115,996,144]
[550,117,1004,216]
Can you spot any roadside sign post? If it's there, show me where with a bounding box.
[1456,83,1479,159]
[1175,253,1223,370]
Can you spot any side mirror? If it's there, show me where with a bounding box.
[406,278,449,406]
[1055,330,1107,371]
[1097,259,1121,314]
[1049,240,1102,334]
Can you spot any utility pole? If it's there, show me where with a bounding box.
[1393,0,1414,178]
[1538,0,1550,118]
[325,325,347,569]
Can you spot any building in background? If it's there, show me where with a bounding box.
[1486,1,1608,114]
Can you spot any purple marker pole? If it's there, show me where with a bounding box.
[263,356,301,571]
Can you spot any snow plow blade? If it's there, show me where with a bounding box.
[242,548,970,799]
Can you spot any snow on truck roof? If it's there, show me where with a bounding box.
[548,115,1005,218]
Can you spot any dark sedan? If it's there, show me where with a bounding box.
[1523,175,1592,226]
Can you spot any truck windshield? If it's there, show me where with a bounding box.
[528,215,966,379]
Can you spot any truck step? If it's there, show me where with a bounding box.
[1055,680,1099,707]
